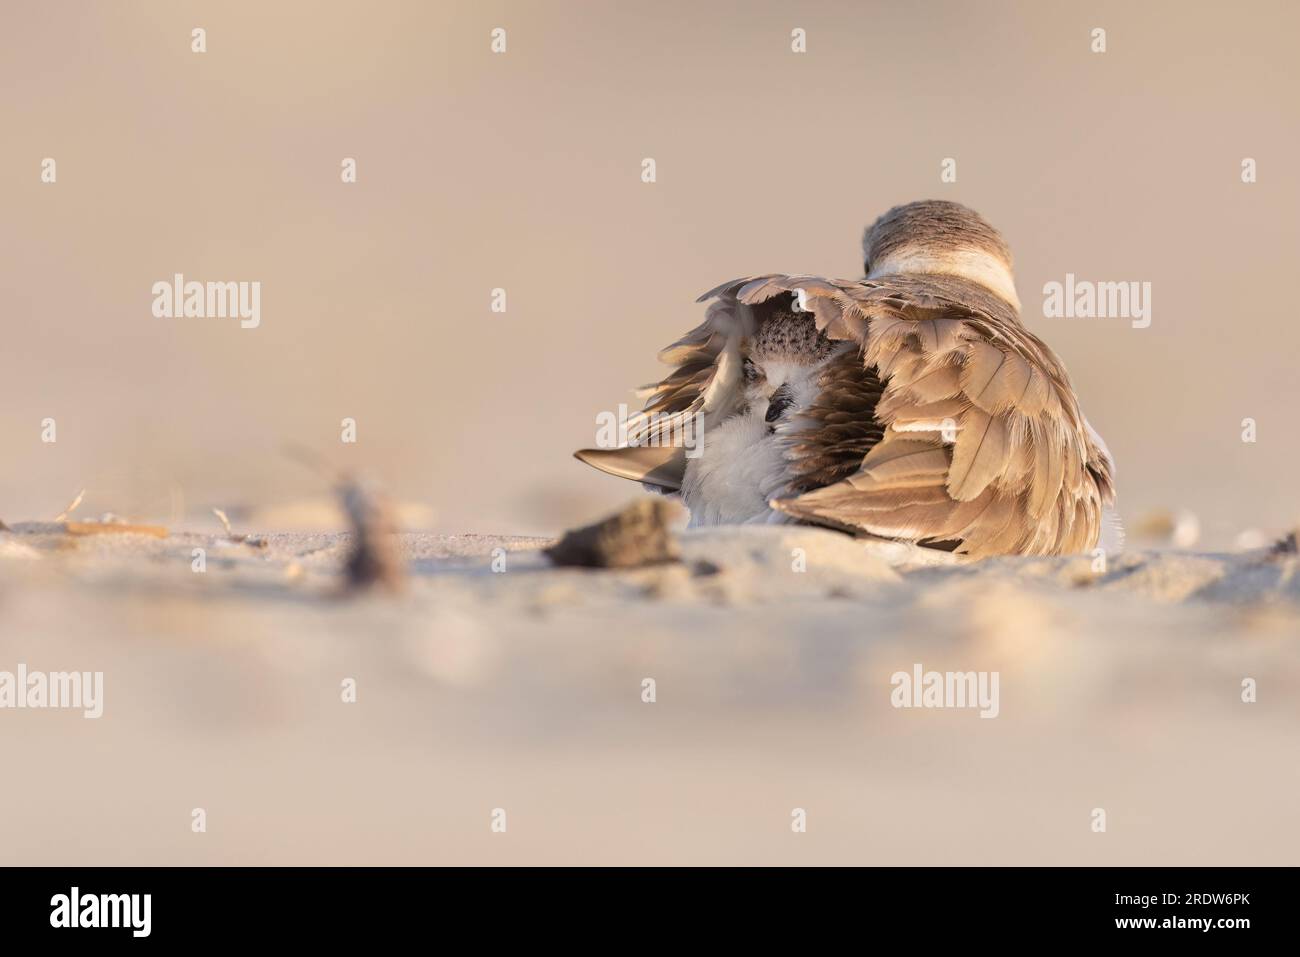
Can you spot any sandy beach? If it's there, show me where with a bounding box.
[2,517,1296,865]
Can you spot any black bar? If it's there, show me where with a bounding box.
[0,866,1280,943]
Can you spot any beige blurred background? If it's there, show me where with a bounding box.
[3,2,1299,869]
[2,0,1298,542]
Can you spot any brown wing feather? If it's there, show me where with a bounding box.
[695,272,1114,558]
[779,348,886,493]
[576,279,764,489]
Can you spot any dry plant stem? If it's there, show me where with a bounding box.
[64,521,168,539]
[53,488,86,523]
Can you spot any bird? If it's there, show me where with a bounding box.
[575,200,1118,559]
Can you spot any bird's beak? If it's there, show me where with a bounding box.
[574,446,687,491]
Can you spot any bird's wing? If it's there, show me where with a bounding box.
[698,273,1115,557]
[574,276,770,490]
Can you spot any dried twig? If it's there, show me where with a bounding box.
[212,507,235,536]
[281,445,403,590]
[211,507,266,549]
[53,488,86,523]
[65,521,168,538]
[340,479,405,592]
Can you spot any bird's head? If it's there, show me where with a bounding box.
[742,298,842,428]
[862,200,1020,309]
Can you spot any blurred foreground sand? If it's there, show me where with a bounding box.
[1,521,1297,865]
